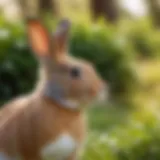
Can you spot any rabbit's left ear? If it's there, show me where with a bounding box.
[27,18,50,57]
[52,19,71,55]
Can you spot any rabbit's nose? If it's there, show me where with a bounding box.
[90,80,106,97]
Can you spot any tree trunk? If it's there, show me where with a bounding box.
[91,0,119,23]
[18,0,39,18]
[148,0,160,27]
[39,0,58,15]
[18,0,58,19]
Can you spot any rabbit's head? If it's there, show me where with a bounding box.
[27,19,108,109]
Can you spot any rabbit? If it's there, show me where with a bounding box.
[0,18,107,160]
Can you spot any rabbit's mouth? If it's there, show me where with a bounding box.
[44,79,108,110]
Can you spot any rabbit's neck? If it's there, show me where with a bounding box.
[43,81,79,110]
[35,67,80,110]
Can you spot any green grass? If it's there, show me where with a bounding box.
[81,106,131,159]
[81,104,160,160]
[88,105,130,132]
[82,59,160,160]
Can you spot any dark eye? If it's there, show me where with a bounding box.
[70,67,80,78]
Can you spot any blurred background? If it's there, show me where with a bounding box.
[0,0,160,159]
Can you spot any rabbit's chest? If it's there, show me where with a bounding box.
[41,134,77,160]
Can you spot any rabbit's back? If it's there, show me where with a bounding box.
[0,95,54,158]
[0,96,35,155]
[0,95,86,159]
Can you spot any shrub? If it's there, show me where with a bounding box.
[125,18,160,58]
[0,18,135,104]
[0,18,37,104]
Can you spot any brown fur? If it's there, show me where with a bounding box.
[0,19,106,160]
[0,94,86,159]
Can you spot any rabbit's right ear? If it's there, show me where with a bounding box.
[52,19,71,55]
[27,18,50,57]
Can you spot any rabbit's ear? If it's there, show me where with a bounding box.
[27,18,50,56]
[52,19,71,55]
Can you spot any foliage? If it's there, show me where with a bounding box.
[123,18,160,58]
[82,106,160,160]
[0,16,160,160]
[0,18,37,103]
[1,18,160,105]
[0,18,136,104]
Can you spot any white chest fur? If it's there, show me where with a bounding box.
[41,134,77,160]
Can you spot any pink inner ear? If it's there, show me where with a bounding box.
[28,22,49,56]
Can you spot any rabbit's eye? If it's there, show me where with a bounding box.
[70,67,80,78]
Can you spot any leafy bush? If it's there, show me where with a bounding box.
[0,18,37,104]
[0,18,135,104]
[1,17,160,160]
[125,19,160,58]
